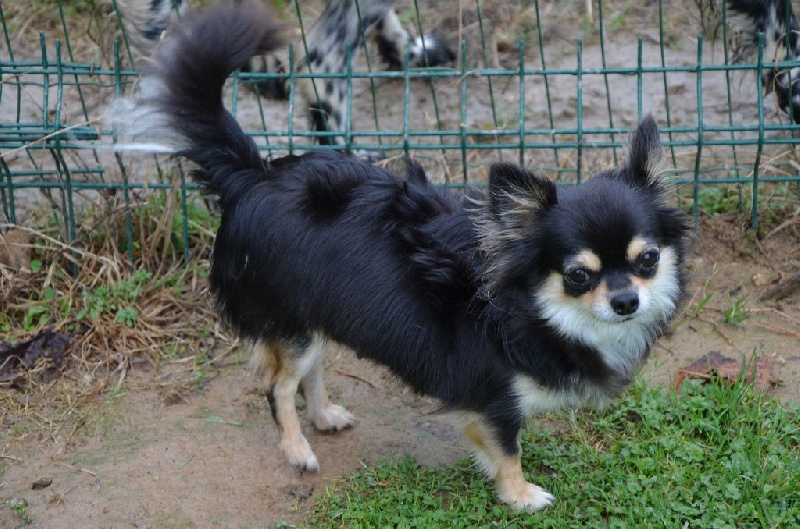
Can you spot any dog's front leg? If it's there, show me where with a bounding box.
[272,370,320,472]
[300,351,355,433]
[462,418,554,511]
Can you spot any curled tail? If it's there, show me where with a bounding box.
[122,1,285,204]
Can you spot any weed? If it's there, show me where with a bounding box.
[580,15,598,36]
[692,0,723,40]
[8,498,33,525]
[106,386,128,404]
[23,303,50,332]
[74,270,153,328]
[692,186,743,216]
[10,423,29,438]
[723,297,750,325]
[162,342,187,359]
[690,292,714,317]
[115,307,140,327]
[193,354,210,390]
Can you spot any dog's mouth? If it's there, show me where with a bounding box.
[595,312,638,324]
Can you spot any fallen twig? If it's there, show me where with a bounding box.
[53,460,97,477]
[756,322,800,340]
[334,369,379,389]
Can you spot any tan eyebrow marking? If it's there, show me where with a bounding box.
[565,249,601,273]
[626,236,653,262]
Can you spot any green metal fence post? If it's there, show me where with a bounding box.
[576,40,584,184]
[752,34,766,233]
[692,36,704,229]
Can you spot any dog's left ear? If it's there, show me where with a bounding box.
[620,115,665,188]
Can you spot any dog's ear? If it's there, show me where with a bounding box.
[479,164,556,293]
[619,115,664,188]
[404,157,429,185]
[487,163,557,226]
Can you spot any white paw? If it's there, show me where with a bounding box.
[281,436,320,473]
[310,403,355,433]
[500,482,555,511]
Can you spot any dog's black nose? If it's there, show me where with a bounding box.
[611,291,639,316]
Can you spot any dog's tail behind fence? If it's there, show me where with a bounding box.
[112,1,285,205]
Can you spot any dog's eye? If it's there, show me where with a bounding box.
[638,250,660,273]
[565,268,590,286]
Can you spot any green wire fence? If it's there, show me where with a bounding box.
[1,0,799,262]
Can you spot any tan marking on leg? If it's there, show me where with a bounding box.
[274,372,318,471]
[249,339,282,386]
[494,453,554,511]
[463,421,488,451]
[462,418,554,511]
[301,351,355,433]
[268,334,328,472]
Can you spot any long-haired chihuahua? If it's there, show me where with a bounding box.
[118,1,691,510]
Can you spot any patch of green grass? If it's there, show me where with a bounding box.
[9,422,29,438]
[73,269,152,328]
[106,386,128,405]
[307,379,800,527]
[8,498,33,526]
[690,291,713,317]
[723,296,750,325]
[692,186,743,216]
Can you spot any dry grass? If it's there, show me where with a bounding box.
[0,184,234,445]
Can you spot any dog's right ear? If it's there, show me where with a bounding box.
[487,163,557,228]
[479,164,556,293]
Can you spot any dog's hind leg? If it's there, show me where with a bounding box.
[252,334,326,472]
[300,345,355,433]
[462,417,555,511]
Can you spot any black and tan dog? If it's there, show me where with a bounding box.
[120,2,690,510]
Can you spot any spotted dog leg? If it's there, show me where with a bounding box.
[299,0,453,155]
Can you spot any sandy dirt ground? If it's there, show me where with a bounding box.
[0,216,797,528]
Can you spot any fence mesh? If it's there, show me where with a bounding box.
[1,0,799,260]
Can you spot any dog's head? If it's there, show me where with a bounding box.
[480,116,690,373]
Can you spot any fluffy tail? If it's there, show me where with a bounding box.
[122,1,285,204]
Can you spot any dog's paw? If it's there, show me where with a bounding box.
[410,34,455,67]
[499,482,555,511]
[348,149,385,163]
[310,403,355,433]
[281,436,320,473]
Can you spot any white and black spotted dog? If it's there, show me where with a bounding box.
[727,0,800,121]
[115,0,453,149]
[119,1,691,511]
